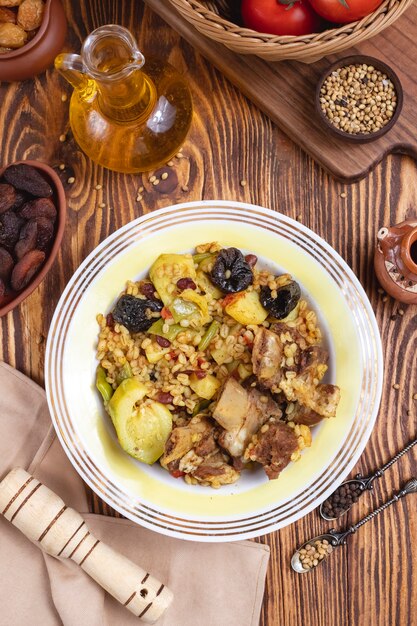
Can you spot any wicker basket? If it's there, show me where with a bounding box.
[167,0,414,63]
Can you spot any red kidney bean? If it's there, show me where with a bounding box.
[139,281,158,300]
[156,392,173,404]
[176,277,196,291]
[245,254,258,268]
[156,335,171,348]
[106,313,115,329]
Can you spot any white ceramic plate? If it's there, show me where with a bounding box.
[45,201,383,541]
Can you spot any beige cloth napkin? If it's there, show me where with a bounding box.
[0,361,270,626]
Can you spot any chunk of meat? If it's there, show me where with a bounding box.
[281,381,340,419]
[298,346,328,376]
[160,415,215,471]
[289,402,325,426]
[245,421,298,480]
[251,327,283,388]
[192,452,240,486]
[213,378,282,457]
[270,322,307,351]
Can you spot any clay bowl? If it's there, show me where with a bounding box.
[0,160,66,317]
[315,55,403,144]
[0,0,67,82]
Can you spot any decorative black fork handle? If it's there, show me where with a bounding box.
[356,437,417,491]
[328,478,417,546]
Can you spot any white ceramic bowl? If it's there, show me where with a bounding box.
[45,201,383,541]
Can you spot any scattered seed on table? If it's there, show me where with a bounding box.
[153,179,159,186]
[393,383,400,390]
[181,185,189,192]
[99,202,106,208]
[340,192,347,198]
[167,160,174,166]
[67,177,75,184]
[382,296,388,302]
[320,63,397,135]
[399,309,405,316]
[149,175,156,183]
[240,179,247,187]
[61,94,68,102]
[138,186,144,193]
[59,163,65,171]
[378,288,385,294]
[161,172,168,180]
[59,134,66,142]
[95,184,102,190]
[136,194,143,202]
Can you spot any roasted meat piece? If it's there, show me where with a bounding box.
[288,402,324,426]
[160,415,216,472]
[281,381,341,419]
[251,327,283,389]
[192,451,240,487]
[213,377,282,457]
[245,421,298,480]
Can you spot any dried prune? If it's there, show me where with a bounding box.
[31,216,53,250]
[210,247,253,293]
[11,249,45,291]
[3,163,53,197]
[112,294,163,333]
[0,246,14,281]
[15,219,37,259]
[0,183,17,214]
[260,281,301,320]
[0,211,23,251]
[19,197,57,221]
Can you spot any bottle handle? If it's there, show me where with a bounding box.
[55,53,93,94]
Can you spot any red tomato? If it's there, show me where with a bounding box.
[309,0,383,23]
[241,0,323,36]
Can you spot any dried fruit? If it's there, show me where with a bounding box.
[0,22,27,48]
[17,0,44,31]
[0,211,23,251]
[0,7,17,22]
[176,277,197,291]
[11,248,45,291]
[211,247,253,293]
[0,246,14,281]
[31,216,53,250]
[0,183,17,214]
[15,219,37,259]
[19,197,57,221]
[0,0,22,7]
[112,294,163,333]
[260,280,301,319]
[3,163,53,197]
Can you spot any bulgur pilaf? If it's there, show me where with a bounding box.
[96,243,341,488]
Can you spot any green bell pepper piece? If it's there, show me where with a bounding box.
[198,320,220,351]
[96,365,113,405]
[148,318,183,341]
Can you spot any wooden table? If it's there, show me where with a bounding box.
[1,1,416,625]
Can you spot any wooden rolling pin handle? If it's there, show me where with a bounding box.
[0,468,173,623]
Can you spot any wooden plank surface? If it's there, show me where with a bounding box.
[145,0,417,183]
[0,1,417,625]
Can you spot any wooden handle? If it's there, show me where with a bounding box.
[0,468,173,623]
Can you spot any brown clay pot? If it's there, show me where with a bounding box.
[0,160,66,317]
[374,218,417,304]
[0,0,67,82]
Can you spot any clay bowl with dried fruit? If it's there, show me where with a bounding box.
[0,0,67,82]
[0,160,66,316]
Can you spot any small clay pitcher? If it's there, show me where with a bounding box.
[0,0,67,82]
[374,218,417,304]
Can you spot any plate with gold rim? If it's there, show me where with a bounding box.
[45,201,383,541]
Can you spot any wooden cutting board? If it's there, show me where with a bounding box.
[144,0,417,182]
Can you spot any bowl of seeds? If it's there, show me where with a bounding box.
[316,55,403,143]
